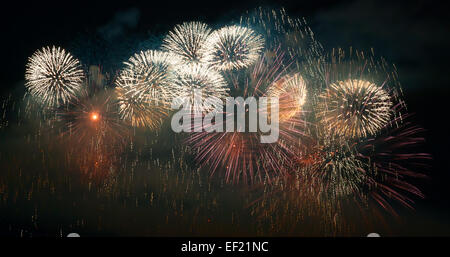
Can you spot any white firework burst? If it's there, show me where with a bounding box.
[25,46,85,107]
[171,63,229,113]
[205,25,264,71]
[161,21,212,63]
[317,79,392,139]
[115,50,178,128]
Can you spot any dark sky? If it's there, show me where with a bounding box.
[1,0,450,207]
[1,0,449,91]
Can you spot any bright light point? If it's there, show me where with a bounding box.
[90,113,99,121]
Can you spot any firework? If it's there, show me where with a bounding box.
[241,8,319,49]
[308,114,429,214]
[62,96,124,182]
[267,73,307,122]
[204,25,264,71]
[56,89,127,145]
[355,115,430,214]
[240,8,324,86]
[51,84,129,178]
[162,21,212,63]
[317,79,392,139]
[311,137,367,197]
[191,131,294,183]
[25,46,85,107]
[188,51,307,183]
[303,48,427,214]
[10,8,432,237]
[171,63,228,113]
[119,50,178,102]
[115,50,178,128]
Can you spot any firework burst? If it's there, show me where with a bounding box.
[55,89,128,147]
[12,8,432,236]
[171,63,229,113]
[311,136,368,197]
[355,114,430,214]
[48,66,129,153]
[267,73,307,122]
[317,79,392,139]
[162,21,212,63]
[188,50,307,184]
[294,48,429,214]
[115,50,178,128]
[25,46,85,107]
[205,25,264,71]
[55,84,130,177]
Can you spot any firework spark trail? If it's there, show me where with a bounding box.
[115,50,178,128]
[240,7,322,53]
[25,46,85,107]
[205,25,264,71]
[162,21,212,64]
[251,113,430,230]
[240,7,325,89]
[356,113,431,215]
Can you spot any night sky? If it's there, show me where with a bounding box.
[1,0,449,234]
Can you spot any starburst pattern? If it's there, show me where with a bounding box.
[205,25,264,70]
[162,21,212,63]
[25,46,85,107]
[171,63,229,113]
[115,50,177,128]
[317,79,392,139]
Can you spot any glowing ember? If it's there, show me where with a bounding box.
[90,112,99,121]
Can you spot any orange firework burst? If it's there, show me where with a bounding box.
[56,89,127,146]
[267,73,307,122]
[46,64,131,181]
